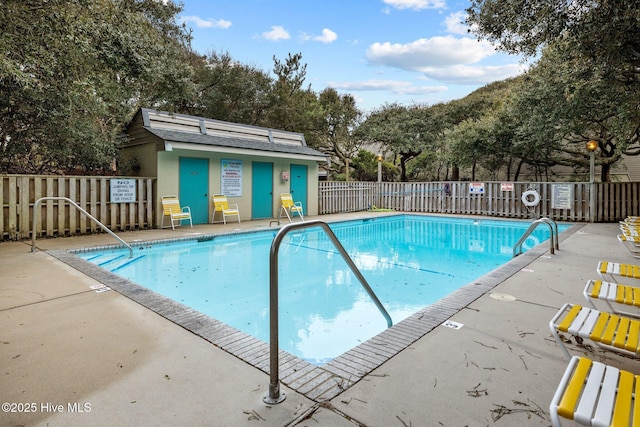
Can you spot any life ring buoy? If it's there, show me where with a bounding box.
[521,190,541,207]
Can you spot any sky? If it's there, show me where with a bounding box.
[178,0,528,113]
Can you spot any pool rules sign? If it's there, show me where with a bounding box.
[221,159,242,196]
[110,179,136,203]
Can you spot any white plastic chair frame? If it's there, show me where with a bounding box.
[550,356,640,426]
[211,194,240,224]
[161,195,192,230]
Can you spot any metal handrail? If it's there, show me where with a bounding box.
[513,217,559,257]
[31,197,133,258]
[263,219,393,404]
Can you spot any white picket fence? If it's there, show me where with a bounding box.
[319,181,640,222]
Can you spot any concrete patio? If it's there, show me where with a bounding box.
[2,214,637,426]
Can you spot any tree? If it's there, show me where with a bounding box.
[191,51,272,126]
[435,80,516,180]
[350,150,397,181]
[0,0,195,174]
[309,88,362,178]
[267,52,315,133]
[467,0,640,182]
[466,0,640,75]
[356,104,431,182]
[505,40,639,181]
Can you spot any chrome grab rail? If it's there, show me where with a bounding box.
[264,219,393,404]
[513,217,558,257]
[31,197,133,258]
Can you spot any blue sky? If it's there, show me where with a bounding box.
[178,0,527,113]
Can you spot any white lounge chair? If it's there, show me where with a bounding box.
[549,303,640,359]
[550,356,640,426]
[597,261,640,283]
[584,279,640,318]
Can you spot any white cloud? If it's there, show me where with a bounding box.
[444,11,470,35]
[313,28,338,44]
[328,79,447,95]
[180,16,231,29]
[366,36,496,71]
[261,25,290,41]
[421,63,527,84]
[382,0,446,10]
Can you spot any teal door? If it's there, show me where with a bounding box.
[179,157,209,224]
[252,162,273,219]
[290,164,308,214]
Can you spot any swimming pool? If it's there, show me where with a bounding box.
[75,214,568,365]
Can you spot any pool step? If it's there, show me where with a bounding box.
[82,253,146,272]
[112,255,145,272]
[95,254,126,267]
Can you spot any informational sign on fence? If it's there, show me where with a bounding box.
[221,159,242,196]
[501,182,514,192]
[551,184,573,210]
[469,182,485,194]
[110,179,136,203]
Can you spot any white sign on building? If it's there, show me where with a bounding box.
[221,159,242,196]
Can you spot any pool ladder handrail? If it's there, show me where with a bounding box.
[513,217,559,257]
[264,219,393,404]
[31,197,133,258]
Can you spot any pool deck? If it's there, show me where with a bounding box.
[2,213,638,426]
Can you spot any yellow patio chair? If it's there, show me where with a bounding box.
[549,303,640,359]
[550,355,640,427]
[211,194,240,224]
[597,260,640,283]
[279,193,304,223]
[584,279,640,318]
[161,195,192,230]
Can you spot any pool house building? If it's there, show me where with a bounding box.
[122,108,327,227]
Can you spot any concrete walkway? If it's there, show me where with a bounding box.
[1,215,637,426]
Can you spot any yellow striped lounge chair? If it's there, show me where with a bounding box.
[620,223,640,237]
[550,356,640,427]
[622,216,640,224]
[584,279,640,318]
[549,303,640,359]
[618,235,640,257]
[160,195,192,230]
[597,261,640,283]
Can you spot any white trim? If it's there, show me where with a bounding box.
[168,142,326,162]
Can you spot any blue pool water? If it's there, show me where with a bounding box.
[77,215,568,364]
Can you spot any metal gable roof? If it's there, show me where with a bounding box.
[145,127,326,159]
[126,108,327,161]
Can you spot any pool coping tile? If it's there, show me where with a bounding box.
[45,219,582,402]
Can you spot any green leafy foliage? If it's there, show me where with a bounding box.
[2,0,638,183]
[0,0,194,173]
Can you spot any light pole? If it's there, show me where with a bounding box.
[377,154,383,209]
[586,140,598,222]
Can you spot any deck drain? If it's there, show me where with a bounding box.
[442,320,464,329]
[490,292,516,302]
